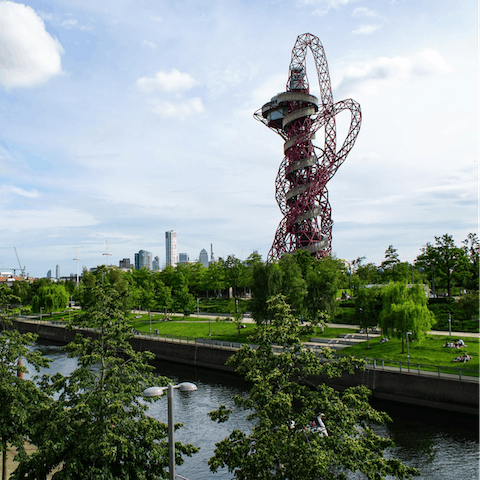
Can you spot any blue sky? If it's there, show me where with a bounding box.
[0,0,477,277]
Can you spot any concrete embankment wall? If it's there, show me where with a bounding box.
[13,320,478,416]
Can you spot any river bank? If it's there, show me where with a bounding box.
[12,319,479,415]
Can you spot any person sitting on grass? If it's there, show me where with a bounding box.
[452,353,471,363]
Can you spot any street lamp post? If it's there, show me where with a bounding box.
[406,331,411,372]
[143,382,197,480]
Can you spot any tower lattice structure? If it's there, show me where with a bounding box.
[255,33,361,261]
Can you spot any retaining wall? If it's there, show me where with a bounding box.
[13,320,478,415]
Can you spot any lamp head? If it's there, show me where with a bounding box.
[143,386,168,397]
[175,382,198,392]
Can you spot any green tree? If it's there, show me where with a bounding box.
[205,260,226,298]
[242,252,263,293]
[0,298,49,480]
[180,262,208,297]
[381,245,400,269]
[31,282,69,314]
[228,298,247,338]
[355,262,382,286]
[208,295,419,480]
[304,255,345,319]
[272,253,307,318]
[379,283,435,353]
[462,233,479,291]
[355,286,382,349]
[15,270,198,479]
[223,255,247,298]
[11,281,30,307]
[415,234,470,297]
[250,262,274,324]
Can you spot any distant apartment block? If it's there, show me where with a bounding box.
[119,258,131,269]
[165,231,177,267]
[46,270,52,279]
[56,264,60,279]
[134,250,153,270]
[178,253,189,264]
[199,248,209,267]
[152,255,160,271]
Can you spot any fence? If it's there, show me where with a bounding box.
[14,317,478,382]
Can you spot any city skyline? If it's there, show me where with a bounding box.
[0,1,477,277]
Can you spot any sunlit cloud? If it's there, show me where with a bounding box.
[352,24,381,35]
[136,69,198,93]
[1,207,99,232]
[0,1,64,88]
[296,0,358,16]
[335,48,452,95]
[149,97,205,119]
[0,185,40,198]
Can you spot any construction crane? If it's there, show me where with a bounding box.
[14,247,26,277]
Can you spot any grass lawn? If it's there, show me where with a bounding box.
[304,326,359,340]
[129,313,230,323]
[130,318,255,343]
[130,319,357,344]
[339,334,479,375]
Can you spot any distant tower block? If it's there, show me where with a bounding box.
[254,33,362,261]
[165,231,177,267]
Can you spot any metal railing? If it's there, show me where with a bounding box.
[332,354,478,382]
[13,317,478,382]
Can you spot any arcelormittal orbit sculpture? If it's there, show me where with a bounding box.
[255,33,361,261]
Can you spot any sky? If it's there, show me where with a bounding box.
[0,0,477,278]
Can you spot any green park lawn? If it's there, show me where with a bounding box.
[130,317,256,343]
[32,311,478,375]
[339,334,479,375]
[130,316,357,344]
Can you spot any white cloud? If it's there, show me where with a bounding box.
[136,69,198,93]
[352,24,381,35]
[0,185,40,198]
[149,97,204,119]
[141,40,157,50]
[0,1,64,88]
[352,7,379,17]
[335,48,452,95]
[0,207,98,232]
[296,0,358,16]
[38,11,91,31]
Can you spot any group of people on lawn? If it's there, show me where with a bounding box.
[444,338,472,362]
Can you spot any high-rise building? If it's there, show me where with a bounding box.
[46,270,52,279]
[56,264,60,279]
[119,258,131,269]
[134,250,152,270]
[152,256,160,271]
[178,253,189,264]
[165,231,177,267]
[199,248,209,267]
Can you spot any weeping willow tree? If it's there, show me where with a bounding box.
[379,283,435,353]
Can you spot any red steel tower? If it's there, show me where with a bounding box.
[255,33,361,261]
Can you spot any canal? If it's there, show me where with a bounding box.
[25,341,478,480]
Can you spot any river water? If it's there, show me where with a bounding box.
[25,341,478,480]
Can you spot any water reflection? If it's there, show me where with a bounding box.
[24,341,478,480]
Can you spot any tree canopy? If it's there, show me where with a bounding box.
[14,266,198,479]
[0,298,49,480]
[379,283,435,353]
[209,295,419,480]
